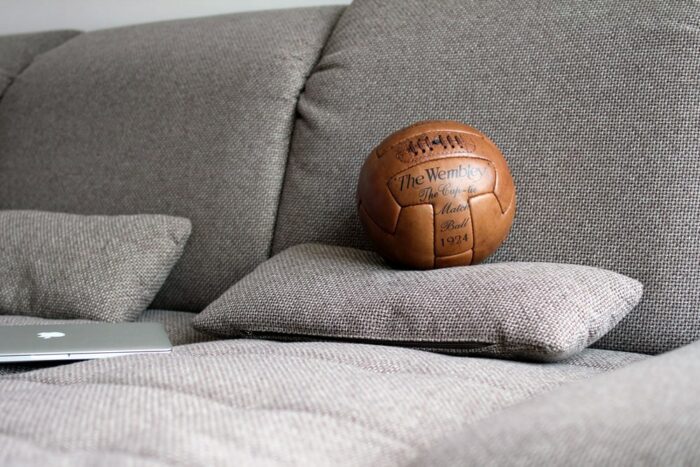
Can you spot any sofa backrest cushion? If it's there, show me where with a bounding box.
[0,7,343,311]
[0,30,79,97]
[272,0,700,354]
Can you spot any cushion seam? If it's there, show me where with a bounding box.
[11,31,83,78]
[266,6,347,258]
[0,380,416,447]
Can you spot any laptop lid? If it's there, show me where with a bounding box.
[0,322,172,363]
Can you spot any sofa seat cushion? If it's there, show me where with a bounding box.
[0,339,646,465]
[420,340,700,466]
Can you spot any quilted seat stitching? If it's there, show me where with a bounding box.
[5,346,610,396]
[9,359,590,395]
[177,346,603,379]
[0,380,417,448]
[0,432,181,467]
[0,425,309,467]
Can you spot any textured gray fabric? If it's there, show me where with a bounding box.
[0,338,645,466]
[420,340,700,467]
[0,75,9,97]
[0,30,80,96]
[194,244,642,361]
[136,309,214,346]
[0,211,191,321]
[0,309,212,376]
[272,0,700,354]
[0,7,344,312]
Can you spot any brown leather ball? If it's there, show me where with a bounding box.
[357,120,516,269]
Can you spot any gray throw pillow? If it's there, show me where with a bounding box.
[0,210,191,321]
[194,244,643,361]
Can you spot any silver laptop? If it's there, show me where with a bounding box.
[0,322,172,363]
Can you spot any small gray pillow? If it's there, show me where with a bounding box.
[0,210,191,322]
[194,243,643,361]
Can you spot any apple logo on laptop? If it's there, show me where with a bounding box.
[37,331,66,340]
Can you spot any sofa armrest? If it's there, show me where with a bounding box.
[418,341,700,466]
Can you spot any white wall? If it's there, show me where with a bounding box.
[0,0,350,35]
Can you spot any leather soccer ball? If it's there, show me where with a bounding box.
[357,120,516,269]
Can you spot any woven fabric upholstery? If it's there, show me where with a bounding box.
[0,7,343,311]
[0,310,213,376]
[272,0,700,354]
[0,30,79,96]
[194,244,642,361]
[0,211,191,322]
[420,340,700,466]
[0,338,646,465]
[0,75,8,96]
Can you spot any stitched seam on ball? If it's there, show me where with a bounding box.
[358,200,397,236]
[468,192,494,258]
[379,158,491,261]
[436,248,474,264]
[376,194,401,236]
[390,130,486,164]
[468,204,476,265]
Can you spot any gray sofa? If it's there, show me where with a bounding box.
[0,0,699,465]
